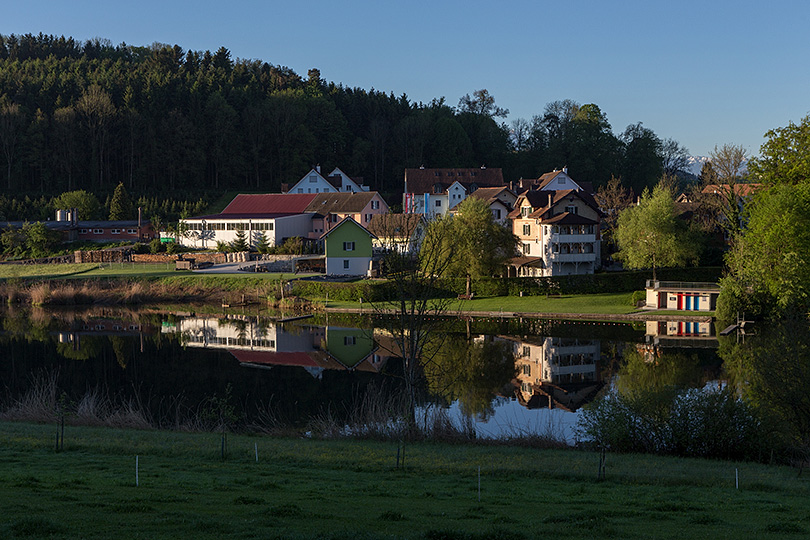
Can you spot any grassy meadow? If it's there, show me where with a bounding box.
[2,421,809,539]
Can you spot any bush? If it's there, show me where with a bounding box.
[149,239,165,254]
[577,386,769,461]
[630,290,646,306]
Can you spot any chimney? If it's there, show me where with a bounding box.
[563,166,568,174]
[316,164,321,173]
[480,165,486,170]
[72,208,78,226]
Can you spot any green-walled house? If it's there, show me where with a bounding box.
[320,217,376,276]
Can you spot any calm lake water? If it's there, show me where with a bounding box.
[0,306,723,440]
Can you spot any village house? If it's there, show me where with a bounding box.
[447,186,516,226]
[402,166,506,218]
[320,217,376,276]
[282,166,369,194]
[508,169,601,277]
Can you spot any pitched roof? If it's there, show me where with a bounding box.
[543,213,598,225]
[701,183,762,197]
[466,186,514,203]
[305,192,381,215]
[508,189,600,220]
[319,216,376,241]
[366,213,425,239]
[405,167,505,195]
[222,194,317,215]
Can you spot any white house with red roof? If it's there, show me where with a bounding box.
[178,191,389,250]
[508,169,602,277]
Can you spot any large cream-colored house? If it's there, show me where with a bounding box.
[508,169,601,277]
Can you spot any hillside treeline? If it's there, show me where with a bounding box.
[0,33,685,205]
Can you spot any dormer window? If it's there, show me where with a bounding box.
[521,206,531,217]
[433,184,443,194]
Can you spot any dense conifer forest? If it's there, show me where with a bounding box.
[0,33,685,221]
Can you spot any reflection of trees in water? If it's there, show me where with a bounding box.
[616,346,718,397]
[422,334,515,420]
[720,319,810,450]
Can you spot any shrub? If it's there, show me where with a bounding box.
[577,386,770,461]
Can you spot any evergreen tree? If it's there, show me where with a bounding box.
[109,182,133,220]
[255,231,271,254]
[230,229,249,252]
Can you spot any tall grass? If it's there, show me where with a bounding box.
[0,279,219,306]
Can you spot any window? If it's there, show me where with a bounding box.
[435,200,442,207]
[521,364,531,376]
[127,229,137,234]
[523,224,531,236]
[309,175,317,183]
[297,188,303,193]
[521,206,531,217]
[79,229,88,234]
[343,241,355,251]
[365,214,371,223]
[522,243,531,255]
[565,205,578,214]
[93,229,103,234]
[111,229,120,234]
[343,260,350,269]
[558,177,565,184]
[344,336,357,346]
[493,209,501,220]
[371,200,379,210]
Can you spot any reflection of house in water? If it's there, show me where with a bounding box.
[58,318,152,350]
[645,320,717,348]
[640,319,718,362]
[503,336,604,412]
[170,317,387,378]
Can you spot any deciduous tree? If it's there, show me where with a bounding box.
[429,197,517,296]
[614,183,699,280]
[748,114,810,185]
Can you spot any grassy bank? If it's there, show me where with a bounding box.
[2,421,809,539]
[325,292,640,315]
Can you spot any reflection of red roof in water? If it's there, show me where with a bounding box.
[229,350,319,367]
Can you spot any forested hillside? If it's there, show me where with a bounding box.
[0,33,686,212]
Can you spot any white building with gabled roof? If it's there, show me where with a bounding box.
[284,166,369,195]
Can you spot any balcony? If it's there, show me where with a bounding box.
[549,233,597,243]
[548,252,598,263]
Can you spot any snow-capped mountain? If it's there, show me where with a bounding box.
[686,155,709,176]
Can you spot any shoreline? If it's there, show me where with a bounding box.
[324,306,714,323]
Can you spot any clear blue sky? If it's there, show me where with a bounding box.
[7,0,810,158]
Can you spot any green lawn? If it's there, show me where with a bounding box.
[326,292,639,315]
[1,421,809,539]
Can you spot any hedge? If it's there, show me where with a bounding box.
[291,267,723,302]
